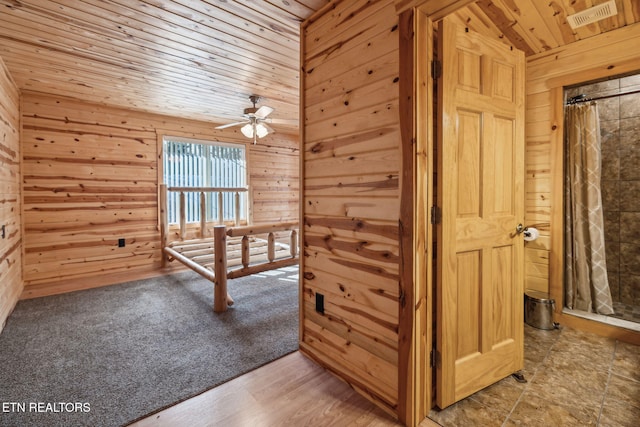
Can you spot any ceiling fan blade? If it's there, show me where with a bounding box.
[266,118,298,126]
[255,105,274,119]
[215,120,248,130]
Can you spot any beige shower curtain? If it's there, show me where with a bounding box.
[564,102,614,315]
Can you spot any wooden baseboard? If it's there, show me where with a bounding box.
[554,311,640,345]
[20,264,187,300]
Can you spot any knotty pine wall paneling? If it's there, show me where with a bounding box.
[526,23,640,332]
[0,56,22,332]
[301,0,403,418]
[21,94,160,296]
[248,140,299,224]
[21,92,298,298]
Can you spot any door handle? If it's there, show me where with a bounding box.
[515,223,527,234]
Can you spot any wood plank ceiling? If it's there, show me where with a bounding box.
[1,0,639,133]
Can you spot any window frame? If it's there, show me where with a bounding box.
[159,135,250,227]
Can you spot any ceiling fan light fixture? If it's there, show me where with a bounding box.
[240,123,254,138]
[255,123,270,138]
[217,95,280,143]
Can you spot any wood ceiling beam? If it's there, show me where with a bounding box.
[394,0,476,19]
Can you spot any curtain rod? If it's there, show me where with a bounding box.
[566,88,640,105]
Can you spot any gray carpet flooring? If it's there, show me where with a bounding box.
[0,266,299,427]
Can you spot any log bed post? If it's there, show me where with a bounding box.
[199,191,206,238]
[234,191,241,226]
[241,235,250,268]
[213,225,228,313]
[217,191,224,225]
[267,232,276,262]
[179,191,186,240]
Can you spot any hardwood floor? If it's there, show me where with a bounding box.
[125,324,640,426]
[129,351,439,427]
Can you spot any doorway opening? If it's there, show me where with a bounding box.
[563,72,640,331]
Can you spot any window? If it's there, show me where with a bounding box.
[163,137,247,224]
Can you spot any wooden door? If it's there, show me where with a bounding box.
[435,18,525,409]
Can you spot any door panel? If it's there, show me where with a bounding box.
[456,110,481,217]
[436,18,525,409]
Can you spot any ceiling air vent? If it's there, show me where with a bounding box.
[567,0,618,29]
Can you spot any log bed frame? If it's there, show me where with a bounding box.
[159,184,298,312]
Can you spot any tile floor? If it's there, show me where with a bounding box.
[427,324,640,426]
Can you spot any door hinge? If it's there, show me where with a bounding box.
[430,348,439,368]
[431,59,442,79]
[430,205,441,225]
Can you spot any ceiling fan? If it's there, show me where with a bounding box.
[215,95,276,144]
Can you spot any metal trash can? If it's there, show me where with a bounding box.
[524,291,557,330]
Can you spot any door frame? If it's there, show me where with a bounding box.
[399,0,530,423]
[398,2,491,425]
[397,7,433,426]
[398,3,466,425]
[397,1,640,424]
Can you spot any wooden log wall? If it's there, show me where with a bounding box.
[0,56,21,331]
[250,140,299,225]
[525,23,640,301]
[20,91,298,298]
[301,0,402,417]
